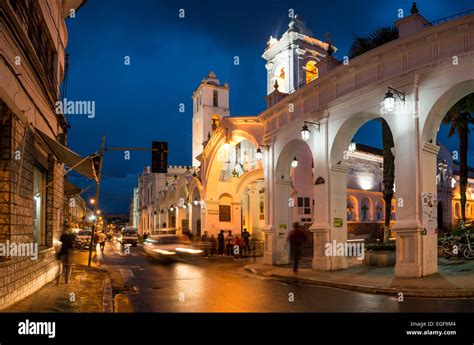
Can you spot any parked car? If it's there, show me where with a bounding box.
[74,229,92,249]
[143,235,203,262]
[118,227,139,247]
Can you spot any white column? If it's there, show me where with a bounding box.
[262,143,276,264]
[420,141,440,276]
[311,116,332,270]
[393,91,423,277]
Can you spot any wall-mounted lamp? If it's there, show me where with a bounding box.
[291,156,299,168]
[301,121,320,142]
[256,148,263,161]
[383,87,405,113]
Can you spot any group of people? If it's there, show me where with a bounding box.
[199,228,252,258]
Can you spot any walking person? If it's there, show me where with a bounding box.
[242,228,251,257]
[98,231,107,252]
[288,222,307,273]
[217,230,225,256]
[57,226,74,284]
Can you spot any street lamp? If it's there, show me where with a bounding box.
[256,148,263,161]
[301,124,310,142]
[383,87,405,113]
[291,156,299,168]
[193,198,199,206]
[300,121,320,142]
[169,206,174,212]
[348,141,356,153]
[89,215,96,221]
[96,210,101,215]
[89,198,95,205]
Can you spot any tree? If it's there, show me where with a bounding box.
[442,94,474,224]
[381,119,395,243]
[348,26,399,59]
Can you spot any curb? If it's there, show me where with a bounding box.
[102,275,113,312]
[244,266,474,298]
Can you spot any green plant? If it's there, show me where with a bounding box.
[366,243,396,251]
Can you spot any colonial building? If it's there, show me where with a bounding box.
[138,6,474,278]
[0,0,93,309]
[137,165,189,235]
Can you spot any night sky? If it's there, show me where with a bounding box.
[64,0,474,214]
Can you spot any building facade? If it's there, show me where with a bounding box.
[0,0,84,309]
[138,7,474,278]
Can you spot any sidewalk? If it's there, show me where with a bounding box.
[245,257,474,298]
[4,250,112,312]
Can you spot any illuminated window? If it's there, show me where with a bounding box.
[305,61,318,83]
[211,114,221,132]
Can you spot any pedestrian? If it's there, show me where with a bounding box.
[143,232,149,241]
[288,222,307,273]
[98,231,107,252]
[209,235,217,257]
[217,230,225,256]
[201,231,210,257]
[57,225,74,284]
[242,228,251,256]
[226,231,234,256]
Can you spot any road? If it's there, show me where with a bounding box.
[98,241,474,312]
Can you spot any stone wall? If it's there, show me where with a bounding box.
[0,102,63,310]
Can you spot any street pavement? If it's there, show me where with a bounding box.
[100,241,474,313]
[4,250,111,312]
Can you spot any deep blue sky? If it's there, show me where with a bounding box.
[64,0,473,214]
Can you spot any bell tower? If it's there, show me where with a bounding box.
[191,71,230,168]
[262,15,333,95]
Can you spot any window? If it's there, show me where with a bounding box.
[213,90,218,107]
[33,166,46,245]
[305,61,318,83]
[297,197,312,215]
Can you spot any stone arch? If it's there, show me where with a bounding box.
[204,129,259,197]
[360,197,373,222]
[329,112,395,165]
[271,61,287,93]
[454,202,461,220]
[374,199,385,221]
[235,169,264,199]
[422,80,474,144]
[347,195,359,221]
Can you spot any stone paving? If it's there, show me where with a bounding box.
[245,257,474,298]
[4,249,110,312]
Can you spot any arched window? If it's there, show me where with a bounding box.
[375,199,385,221]
[361,198,371,221]
[213,90,218,107]
[305,61,318,83]
[271,64,286,93]
[211,114,221,132]
[347,196,359,221]
[455,202,461,219]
